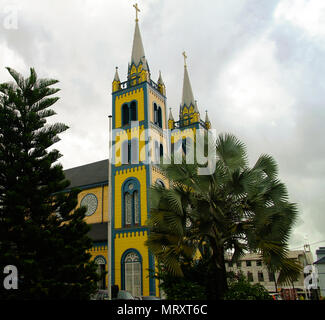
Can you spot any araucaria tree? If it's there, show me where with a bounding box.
[0,68,100,299]
[146,133,300,300]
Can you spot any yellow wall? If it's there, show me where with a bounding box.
[114,165,148,229]
[77,185,108,224]
[148,88,166,129]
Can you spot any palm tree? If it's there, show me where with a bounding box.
[146,133,300,299]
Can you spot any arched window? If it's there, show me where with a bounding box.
[158,107,162,128]
[122,104,129,126]
[94,256,106,289]
[121,140,129,164]
[160,144,164,158]
[154,140,159,164]
[123,179,140,226]
[153,103,158,124]
[131,138,139,164]
[130,101,137,121]
[122,101,137,126]
[156,179,165,188]
[122,250,142,297]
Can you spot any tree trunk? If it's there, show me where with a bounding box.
[207,245,228,300]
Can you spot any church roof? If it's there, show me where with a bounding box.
[88,222,108,242]
[63,159,108,189]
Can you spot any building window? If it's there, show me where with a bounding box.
[228,261,233,268]
[122,103,129,126]
[158,106,162,128]
[256,260,262,267]
[258,271,264,282]
[236,261,241,268]
[122,251,142,297]
[246,260,252,267]
[247,272,253,282]
[153,103,162,128]
[156,179,165,188]
[94,256,106,289]
[160,144,164,158]
[130,101,137,121]
[122,101,137,126]
[268,272,275,282]
[121,140,132,165]
[131,138,139,164]
[123,179,140,227]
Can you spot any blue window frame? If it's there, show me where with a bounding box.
[122,178,141,227]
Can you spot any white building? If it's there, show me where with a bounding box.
[225,248,314,296]
[314,247,325,298]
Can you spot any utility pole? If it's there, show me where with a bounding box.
[108,115,112,300]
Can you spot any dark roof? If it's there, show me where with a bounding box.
[314,256,325,265]
[88,222,108,242]
[63,159,108,189]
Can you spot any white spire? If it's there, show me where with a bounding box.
[181,53,195,107]
[131,20,146,66]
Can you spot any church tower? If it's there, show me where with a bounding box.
[110,4,167,297]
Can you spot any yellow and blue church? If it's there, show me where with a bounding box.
[63,6,211,298]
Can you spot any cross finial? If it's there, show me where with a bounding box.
[133,3,140,22]
[182,51,187,67]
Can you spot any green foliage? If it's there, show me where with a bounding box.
[146,132,298,299]
[0,68,100,299]
[153,261,208,300]
[224,273,272,300]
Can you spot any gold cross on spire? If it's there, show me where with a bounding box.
[182,51,187,67]
[133,3,140,22]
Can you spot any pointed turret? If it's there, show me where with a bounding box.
[205,110,211,129]
[112,66,121,92]
[168,108,174,130]
[157,70,166,96]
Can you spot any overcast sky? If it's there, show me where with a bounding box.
[1,0,324,257]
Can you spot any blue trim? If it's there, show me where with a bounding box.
[148,252,156,296]
[120,248,143,295]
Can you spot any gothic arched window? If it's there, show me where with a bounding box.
[94,255,106,289]
[122,104,129,126]
[122,250,142,297]
[130,101,137,122]
[123,179,140,226]
[158,107,162,128]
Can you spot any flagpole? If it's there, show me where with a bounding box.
[108,114,112,300]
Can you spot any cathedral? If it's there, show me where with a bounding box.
[63,4,211,297]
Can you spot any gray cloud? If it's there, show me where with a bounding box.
[1,0,324,257]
